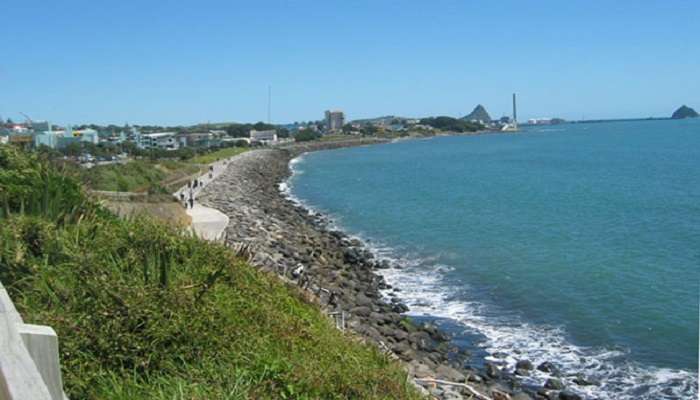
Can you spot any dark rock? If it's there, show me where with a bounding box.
[485,362,501,379]
[537,361,559,374]
[354,293,372,306]
[572,375,597,386]
[537,388,559,400]
[511,392,534,400]
[435,365,466,382]
[392,329,408,341]
[515,359,534,371]
[350,306,371,317]
[558,390,582,400]
[545,378,565,390]
[391,302,409,313]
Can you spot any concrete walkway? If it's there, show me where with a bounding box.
[174,157,234,241]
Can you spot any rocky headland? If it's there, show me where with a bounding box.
[671,105,699,119]
[198,139,584,400]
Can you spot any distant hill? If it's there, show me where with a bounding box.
[671,105,699,119]
[463,105,491,122]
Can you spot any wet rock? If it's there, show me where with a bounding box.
[537,388,559,400]
[511,392,534,400]
[515,359,534,371]
[544,378,565,390]
[537,361,559,375]
[558,390,582,400]
[485,362,501,379]
[572,375,596,386]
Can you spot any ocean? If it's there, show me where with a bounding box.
[286,119,700,399]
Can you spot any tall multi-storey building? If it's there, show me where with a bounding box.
[324,110,345,132]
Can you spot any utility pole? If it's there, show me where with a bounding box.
[267,85,272,125]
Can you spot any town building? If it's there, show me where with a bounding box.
[324,110,345,132]
[33,127,99,149]
[136,132,179,150]
[249,129,278,145]
[177,131,223,148]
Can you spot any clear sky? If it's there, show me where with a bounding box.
[1,0,698,126]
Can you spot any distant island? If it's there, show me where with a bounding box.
[671,105,699,119]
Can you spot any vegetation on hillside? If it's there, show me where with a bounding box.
[295,129,322,142]
[190,146,248,164]
[78,160,199,193]
[419,116,483,132]
[0,145,421,400]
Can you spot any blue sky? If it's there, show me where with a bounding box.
[1,0,698,125]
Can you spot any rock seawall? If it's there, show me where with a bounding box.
[198,140,568,400]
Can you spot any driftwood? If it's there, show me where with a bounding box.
[413,377,493,400]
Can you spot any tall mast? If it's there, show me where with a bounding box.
[512,93,517,125]
[267,85,272,124]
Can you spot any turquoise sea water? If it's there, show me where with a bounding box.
[287,119,699,399]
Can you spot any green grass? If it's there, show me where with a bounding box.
[0,145,421,400]
[80,160,200,193]
[190,147,248,164]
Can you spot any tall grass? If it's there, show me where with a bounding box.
[0,144,422,400]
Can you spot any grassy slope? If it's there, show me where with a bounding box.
[0,145,420,400]
[81,160,200,193]
[190,147,248,164]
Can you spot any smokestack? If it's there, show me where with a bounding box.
[512,93,517,123]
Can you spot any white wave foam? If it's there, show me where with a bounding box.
[371,247,698,400]
[281,155,698,400]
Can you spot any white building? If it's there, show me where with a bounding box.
[72,128,99,144]
[324,110,345,132]
[249,129,277,145]
[33,127,100,149]
[136,132,179,150]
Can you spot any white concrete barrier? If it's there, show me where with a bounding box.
[0,281,67,400]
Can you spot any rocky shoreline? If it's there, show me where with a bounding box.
[198,139,583,400]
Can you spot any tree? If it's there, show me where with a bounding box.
[63,142,83,157]
[294,129,321,142]
[277,128,290,138]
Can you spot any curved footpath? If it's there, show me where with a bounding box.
[196,139,580,400]
[174,158,231,241]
